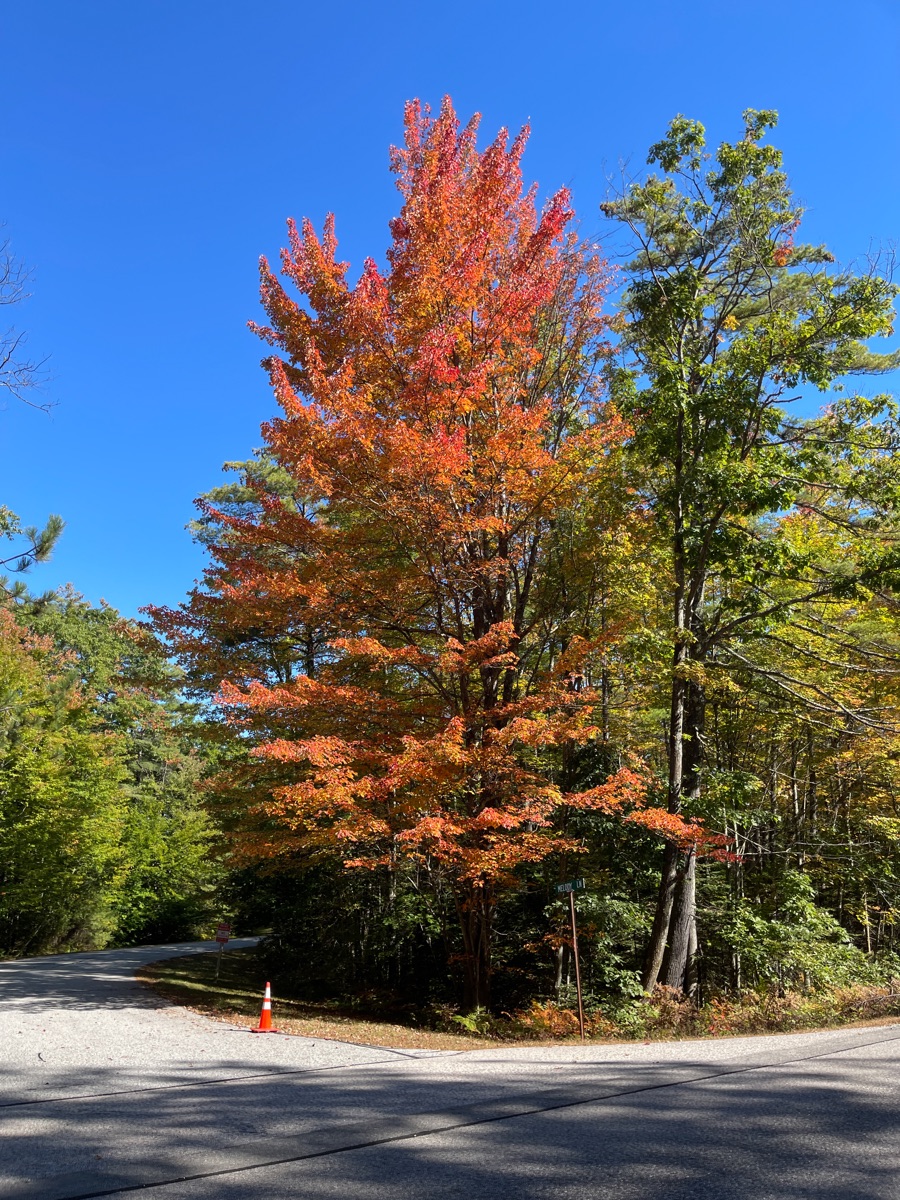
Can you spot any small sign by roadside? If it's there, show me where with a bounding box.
[555,879,585,894]
[214,923,231,981]
[555,881,586,1041]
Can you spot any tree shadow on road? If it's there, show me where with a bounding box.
[1,1041,898,1200]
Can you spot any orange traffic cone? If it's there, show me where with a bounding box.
[250,981,279,1033]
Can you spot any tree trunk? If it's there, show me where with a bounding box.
[642,603,688,991]
[641,404,705,998]
[643,677,704,993]
[661,674,704,994]
[807,727,817,837]
[643,576,705,995]
[642,842,680,991]
[457,881,493,1010]
[661,850,698,998]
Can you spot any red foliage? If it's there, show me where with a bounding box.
[150,98,711,1001]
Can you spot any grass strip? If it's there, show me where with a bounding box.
[137,948,503,1049]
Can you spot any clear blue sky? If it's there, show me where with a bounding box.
[2,0,898,616]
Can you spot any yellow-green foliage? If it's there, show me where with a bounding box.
[0,609,129,953]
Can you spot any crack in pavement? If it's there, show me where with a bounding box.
[0,1050,460,1110]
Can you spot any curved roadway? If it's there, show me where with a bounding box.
[1,941,899,1199]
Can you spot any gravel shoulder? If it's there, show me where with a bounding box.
[0,940,413,1106]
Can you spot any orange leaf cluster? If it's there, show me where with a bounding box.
[150,98,702,896]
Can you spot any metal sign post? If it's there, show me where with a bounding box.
[556,880,586,1041]
[214,922,231,981]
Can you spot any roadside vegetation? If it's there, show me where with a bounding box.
[143,948,900,1046]
[4,99,900,1046]
[0,592,221,956]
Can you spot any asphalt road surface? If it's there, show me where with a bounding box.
[2,942,900,1199]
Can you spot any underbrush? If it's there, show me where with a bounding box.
[141,949,900,1047]
[431,982,900,1041]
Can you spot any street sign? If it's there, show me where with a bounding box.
[555,879,585,894]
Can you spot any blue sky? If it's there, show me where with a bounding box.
[2,0,898,616]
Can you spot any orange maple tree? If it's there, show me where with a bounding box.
[152,98,709,1006]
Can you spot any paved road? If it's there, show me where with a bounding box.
[1,943,900,1199]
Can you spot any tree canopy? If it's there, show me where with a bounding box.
[5,101,900,1031]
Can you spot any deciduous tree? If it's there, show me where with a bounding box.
[153,99,706,1007]
[603,110,900,996]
